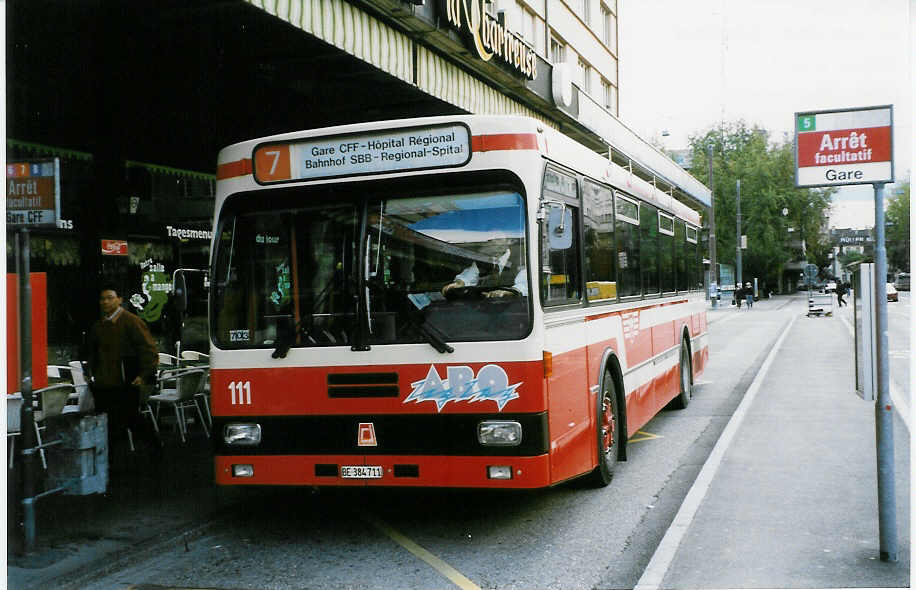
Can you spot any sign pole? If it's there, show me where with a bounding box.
[16,228,39,554]
[872,181,897,562]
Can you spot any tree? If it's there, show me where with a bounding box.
[687,121,835,290]
[886,180,910,272]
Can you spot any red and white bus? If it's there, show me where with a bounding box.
[210,115,708,489]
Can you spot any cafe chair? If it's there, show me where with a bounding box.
[158,352,180,367]
[180,350,209,364]
[8,383,74,470]
[67,361,95,413]
[148,368,209,443]
[179,350,211,429]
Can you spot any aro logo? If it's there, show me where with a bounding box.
[404,364,521,412]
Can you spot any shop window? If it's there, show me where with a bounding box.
[601,2,617,51]
[577,59,591,94]
[550,37,566,65]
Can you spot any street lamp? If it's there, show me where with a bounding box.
[736,179,742,285]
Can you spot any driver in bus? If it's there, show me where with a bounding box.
[441,249,528,298]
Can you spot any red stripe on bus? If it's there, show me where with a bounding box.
[217,158,253,180]
[471,133,539,152]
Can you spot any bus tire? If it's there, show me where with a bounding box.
[669,340,693,410]
[589,370,620,487]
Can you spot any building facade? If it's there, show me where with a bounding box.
[7,0,709,362]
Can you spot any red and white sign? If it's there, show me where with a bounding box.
[7,159,60,226]
[795,105,893,187]
[101,239,128,256]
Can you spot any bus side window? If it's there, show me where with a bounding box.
[614,193,640,298]
[640,202,659,295]
[583,180,616,302]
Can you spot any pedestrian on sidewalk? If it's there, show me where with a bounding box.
[87,282,162,459]
[836,281,848,307]
[734,283,743,308]
[744,282,754,309]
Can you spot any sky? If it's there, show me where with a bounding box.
[617,0,912,229]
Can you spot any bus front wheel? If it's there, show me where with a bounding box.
[589,370,620,487]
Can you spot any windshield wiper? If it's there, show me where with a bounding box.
[414,317,454,354]
[272,316,305,359]
[404,295,453,353]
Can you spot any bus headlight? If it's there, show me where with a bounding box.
[478,421,522,446]
[224,423,262,446]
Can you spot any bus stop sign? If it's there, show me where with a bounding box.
[795,105,894,188]
[7,159,61,227]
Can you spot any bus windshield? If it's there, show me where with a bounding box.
[212,178,531,350]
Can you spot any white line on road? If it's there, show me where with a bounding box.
[839,314,910,431]
[634,313,798,590]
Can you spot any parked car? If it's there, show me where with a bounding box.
[893,272,910,291]
[887,283,898,302]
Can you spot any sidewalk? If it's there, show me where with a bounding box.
[7,426,236,590]
[643,295,911,589]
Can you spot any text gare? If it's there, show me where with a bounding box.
[305,133,465,168]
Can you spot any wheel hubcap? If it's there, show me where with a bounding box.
[601,393,615,458]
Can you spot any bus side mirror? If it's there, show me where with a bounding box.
[173,272,188,314]
[546,203,573,250]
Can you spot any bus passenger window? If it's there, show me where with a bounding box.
[659,213,675,293]
[640,202,659,295]
[541,202,580,305]
[583,180,616,301]
[614,193,640,297]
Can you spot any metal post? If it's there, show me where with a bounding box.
[872,182,897,562]
[707,144,717,307]
[16,228,39,554]
[736,179,742,285]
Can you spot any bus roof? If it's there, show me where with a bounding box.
[217,115,707,224]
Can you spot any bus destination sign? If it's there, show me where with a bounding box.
[254,124,471,184]
[7,159,60,227]
[795,105,893,188]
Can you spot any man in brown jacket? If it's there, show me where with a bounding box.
[88,282,161,455]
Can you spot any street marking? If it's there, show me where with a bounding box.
[362,513,482,590]
[709,311,741,326]
[635,314,798,590]
[839,315,910,430]
[629,430,663,443]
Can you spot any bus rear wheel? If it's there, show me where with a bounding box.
[589,370,620,487]
[669,340,693,410]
